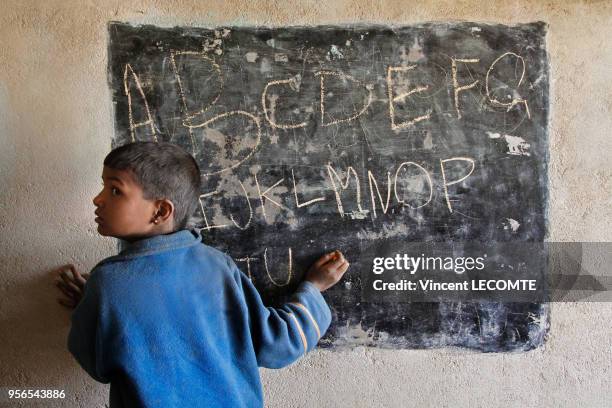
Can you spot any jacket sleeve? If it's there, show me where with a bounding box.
[67,270,110,383]
[231,262,333,369]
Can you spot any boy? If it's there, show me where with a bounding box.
[55,142,349,407]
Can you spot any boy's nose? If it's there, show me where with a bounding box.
[93,192,103,207]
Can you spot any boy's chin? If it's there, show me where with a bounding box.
[96,225,146,242]
[96,224,119,239]
[96,224,111,237]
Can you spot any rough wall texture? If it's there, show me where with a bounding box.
[0,1,610,407]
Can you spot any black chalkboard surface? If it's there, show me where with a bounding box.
[108,22,549,351]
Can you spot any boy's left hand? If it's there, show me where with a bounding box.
[54,264,89,309]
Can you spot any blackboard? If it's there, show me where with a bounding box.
[108,22,549,351]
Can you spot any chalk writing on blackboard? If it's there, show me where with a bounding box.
[109,22,549,351]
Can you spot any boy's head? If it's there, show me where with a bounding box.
[93,142,201,241]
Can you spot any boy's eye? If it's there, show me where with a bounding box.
[111,187,121,196]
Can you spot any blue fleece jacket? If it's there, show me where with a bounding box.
[68,230,332,407]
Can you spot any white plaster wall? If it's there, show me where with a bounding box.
[0,0,610,407]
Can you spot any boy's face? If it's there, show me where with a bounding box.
[93,166,158,241]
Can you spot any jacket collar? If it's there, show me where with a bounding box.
[103,229,202,263]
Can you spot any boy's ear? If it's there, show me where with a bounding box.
[154,199,175,222]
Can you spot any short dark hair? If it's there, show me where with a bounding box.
[104,142,201,230]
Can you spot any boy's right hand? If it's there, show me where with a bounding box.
[305,250,349,292]
[54,264,89,309]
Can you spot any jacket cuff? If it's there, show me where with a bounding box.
[293,281,333,336]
